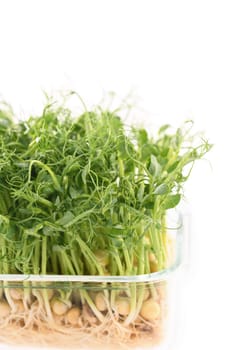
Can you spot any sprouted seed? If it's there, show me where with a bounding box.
[66,307,81,325]
[95,292,108,312]
[0,94,212,349]
[115,297,131,316]
[140,299,161,321]
[51,298,71,316]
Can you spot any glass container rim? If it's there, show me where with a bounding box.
[0,212,184,283]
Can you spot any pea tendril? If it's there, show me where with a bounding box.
[0,96,212,276]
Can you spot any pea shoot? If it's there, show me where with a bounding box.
[0,96,212,348]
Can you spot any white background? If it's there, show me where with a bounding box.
[0,0,232,349]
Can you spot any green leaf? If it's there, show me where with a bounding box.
[158,124,170,134]
[24,223,43,237]
[141,144,154,161]
[144,201,155,209]
[0,214,9,226]
[0,194,8,215]
[137,183,144,202]
[69,186,79,199]
[81,164,90,185]
[64,208,95,228]
[137,129,148,145]
[163,194,181,209]
[148,155,161,178]
[56,211,75,226]
[154,183,169,195]
[167,160,180,173]
[0,95,212,277]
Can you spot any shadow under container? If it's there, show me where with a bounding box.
[0,220,184,350]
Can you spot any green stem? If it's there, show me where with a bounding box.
[61,250,76,275]
[58,250,67,275]
[124,283,137,325]
[110,254,117,275]
[41,235,53,321]
[82,289,105,322]
[134,283,146,320]
[138,238,145,275]
[33,240,41,274]
[1,234,16,309]
[76,235,104,275]
[0,234,8,274]
[70,244,82,274]
[144,247,150,274]
[51,250,58,274]
[28,160,61,192]
[122,244,132,275]
[41,236,47,274]
[149,220,163,270]
[118,157,125,177]
[161,214,168,267]
[111,247,124,275]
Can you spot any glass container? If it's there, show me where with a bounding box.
[0,212,184,350]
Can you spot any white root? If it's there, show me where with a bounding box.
[53,314,65,325]
[156,284,167,299]
[46,289,55,301]
[151,288,159,301]
[33,288,55,301]
[13,300,25,313]
[0,301,164,348]
[143,288,150,301]
[0,300,11,318]
[82,304,98,325]
[0,283,166,348]
[9,288,24,300]
[3,285,18,312]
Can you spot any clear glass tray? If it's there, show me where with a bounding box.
[0,212,184,350]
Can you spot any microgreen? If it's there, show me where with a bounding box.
[0,97,212,276]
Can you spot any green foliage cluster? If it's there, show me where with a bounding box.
[0,98,212,276]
